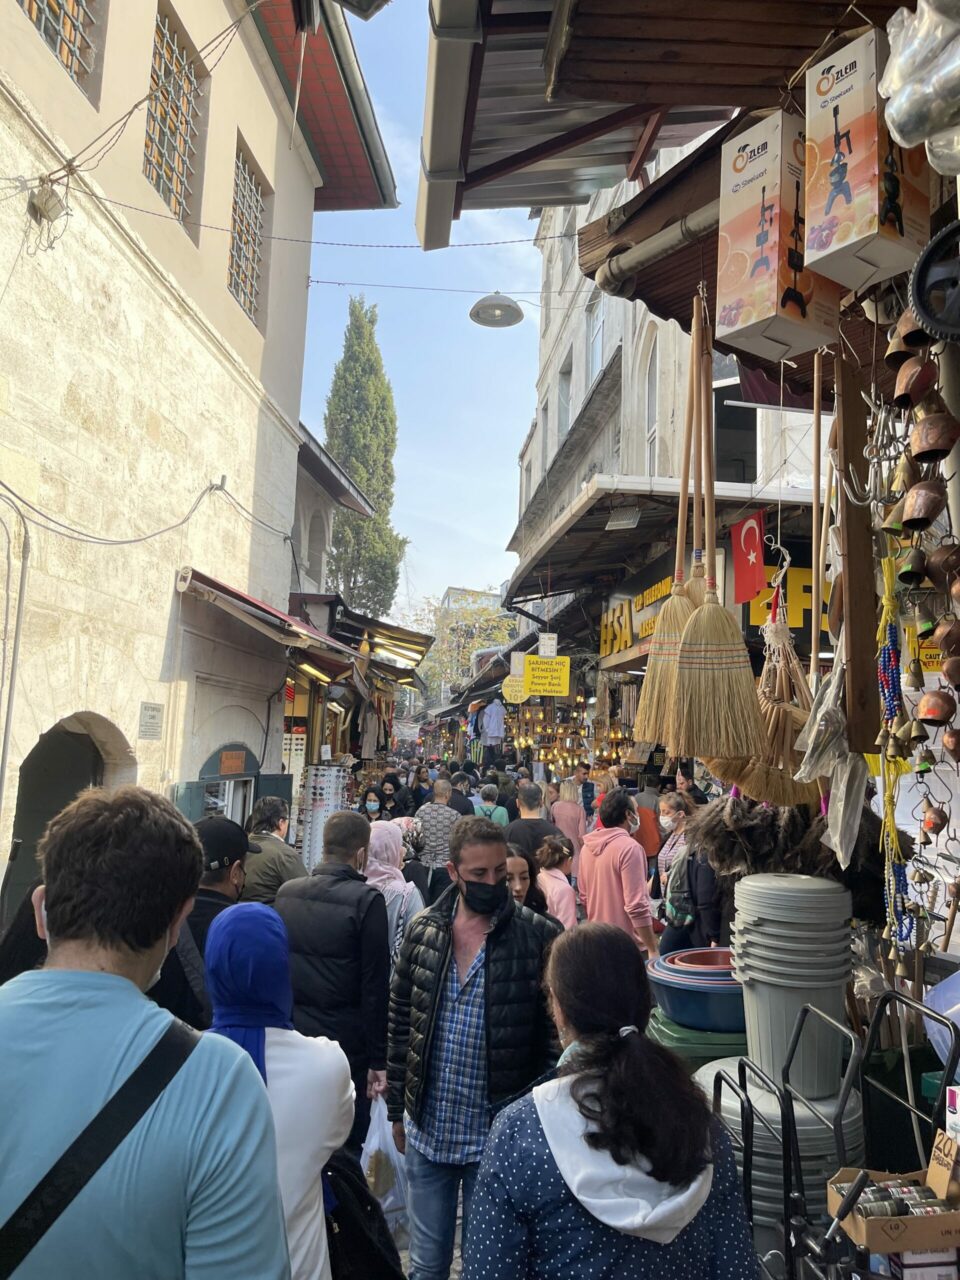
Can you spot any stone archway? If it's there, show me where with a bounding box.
[1,712,137,928]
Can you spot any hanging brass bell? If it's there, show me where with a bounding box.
[895,955,911,979]
[875,727,891,750]
[892,450,921,494]
[895,719,915,746]
[888,943,900,963]
[917,603,938,641]
[882,923,893,941]
[891,710,909,736]
[904,657,925,691]
[882,496,907,536]
[909,719,929,746]
[920,827,933,846]
[886,735,904,761]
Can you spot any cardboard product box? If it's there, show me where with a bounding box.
[890,1250,959,1280]
[716,111,841,362]
[804,28,929,290]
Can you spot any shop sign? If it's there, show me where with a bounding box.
[742,541,829,658]
[220,749,247,775]
[510,651,526,678]
[138,701,164,741]
[598,550,727,661]
[538,632,558,658]
[502,675,530,703]
[920,642,941,674]
[522,655,570,697]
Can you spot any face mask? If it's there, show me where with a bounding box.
[366,802,380,813]
[458,875,509,917]
[661,816,677,833]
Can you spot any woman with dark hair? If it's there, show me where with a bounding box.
[464,923,756,1280]
[411,765,433,812]
[357,784,389,823]
[506,844,551,917]
[380,772,413,819]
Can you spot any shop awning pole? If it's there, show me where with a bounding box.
[809,350,823,683]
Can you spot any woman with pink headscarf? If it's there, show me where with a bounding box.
[367,821,425,967]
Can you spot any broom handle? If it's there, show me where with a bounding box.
[692,318,704,567]
[673,300,699,585]
[700,311,717,592]
[814,457,834,676]
[809,350,823,681]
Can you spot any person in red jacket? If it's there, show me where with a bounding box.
[578,790,658,955]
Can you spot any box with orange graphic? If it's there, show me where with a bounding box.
[804,29,929,290]
[716,112,841,362]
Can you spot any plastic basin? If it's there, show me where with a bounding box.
[648,969,745,1034]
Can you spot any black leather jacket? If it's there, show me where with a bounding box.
[387,885,561,1125]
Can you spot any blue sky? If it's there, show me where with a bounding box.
[299,6,542,615]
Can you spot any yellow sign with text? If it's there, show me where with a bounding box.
[522,655,571,697]
[501,676,529,704]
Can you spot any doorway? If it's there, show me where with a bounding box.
[3,726,105,929]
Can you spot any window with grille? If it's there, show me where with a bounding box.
[17,0,96,87]
[229,148,265,321]
[143,11,201,223]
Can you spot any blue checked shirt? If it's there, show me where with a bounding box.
[406,943,489,1164]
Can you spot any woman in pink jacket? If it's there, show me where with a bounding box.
[536,836,578,930]
[550,780,587,880]
[578,789,658,956]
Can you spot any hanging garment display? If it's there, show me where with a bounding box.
[481,697,506,744]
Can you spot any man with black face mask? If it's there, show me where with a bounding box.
[387,816,560,1280]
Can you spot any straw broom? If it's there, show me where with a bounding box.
[672,308,766,761]
[632,297,700,745]
[686,339,707,610]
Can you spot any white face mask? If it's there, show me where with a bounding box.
[661,815,678,833]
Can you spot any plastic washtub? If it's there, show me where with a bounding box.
[647,966,745,1034]
[668,948,735,970]
[645,1008,747,1071]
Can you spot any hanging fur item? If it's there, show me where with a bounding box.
[687,794,911,927]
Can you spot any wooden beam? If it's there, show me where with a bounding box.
[835,355,879,754]
[561,37,812,67]
[462,104,652,192]
[554,80,780,108]
[626,109,664,182]
[452,0,492,220]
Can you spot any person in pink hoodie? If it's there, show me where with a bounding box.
[578,789,658,955]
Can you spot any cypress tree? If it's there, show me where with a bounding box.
[323,297,407,616]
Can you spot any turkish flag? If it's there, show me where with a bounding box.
[730,512,767,605]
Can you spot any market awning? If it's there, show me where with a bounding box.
[575,114,925,398]
[296,426,375,517]
[177,567,367,695]
[544,1,902,110]
[415,0,732,249]
[503,473,815,606]
[291,593,434,669]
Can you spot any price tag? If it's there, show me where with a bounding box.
[927,1129,959,1201]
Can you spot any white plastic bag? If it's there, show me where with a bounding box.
[822,752,869,870]
[360,1097,407,1237]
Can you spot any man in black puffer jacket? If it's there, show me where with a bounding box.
[388,815,560,1280]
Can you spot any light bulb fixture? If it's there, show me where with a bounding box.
[468,292,525,328]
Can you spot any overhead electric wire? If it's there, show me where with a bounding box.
[61,188,576,248]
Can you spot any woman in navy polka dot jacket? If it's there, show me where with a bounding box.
[463,923,759,1280]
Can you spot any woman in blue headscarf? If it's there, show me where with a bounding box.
[206,904,355,1280]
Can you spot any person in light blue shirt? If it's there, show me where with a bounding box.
[0,785,291,1280]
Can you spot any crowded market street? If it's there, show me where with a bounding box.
[5,2,960,1279]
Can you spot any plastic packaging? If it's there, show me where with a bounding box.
[360,1098,408,1236]
[926,129,960,174]
[923,969,960,1077]
[880,1,960,150]
[795,660,847,782]
[822,752,870,869]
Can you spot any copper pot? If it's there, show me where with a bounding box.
[894,357,939,409]
[918,688,958,724]
[903,479,948,531]
[944,726,960,762]
[885,332,913,370]
[943,656,960,688]
[911,413,960,464]
[938,618,960,657]
[897,546,927,587]
[951,578,960,613]
[927,544,960,592]
[897,306,930,348]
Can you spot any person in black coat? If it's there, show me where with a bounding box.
[388,815,560,1280]
[381,773,414,819]
[275,810,390,1157]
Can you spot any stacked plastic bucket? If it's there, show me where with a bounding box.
[731,874,853,1098]
[693,1058,864,1255]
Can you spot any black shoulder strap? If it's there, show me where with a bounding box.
[175,922,213,1026]
[0,1018,200,1278]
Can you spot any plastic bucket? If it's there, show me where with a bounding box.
[731,945,852,973]
[733,959,851,987]
[732,923,852,947]
[647,972,746,1034]
[668,948,735,970]
[741,977,846,1098]
[734,873,852,914]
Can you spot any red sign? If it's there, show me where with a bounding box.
[730,512,768,605]
[219,750,246,776]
